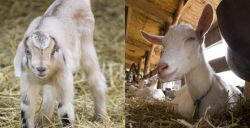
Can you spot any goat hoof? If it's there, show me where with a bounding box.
[34,113,43,128]
[93,113,109,122]
[61,114,72,127]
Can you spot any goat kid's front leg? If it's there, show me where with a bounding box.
[56,70,75,127]
[20,78,41,128]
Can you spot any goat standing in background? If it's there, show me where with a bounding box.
[13,0,107,127]
[141,4,242,119]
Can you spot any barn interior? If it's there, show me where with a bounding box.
[125,0,250,127]
[125,0,245,89]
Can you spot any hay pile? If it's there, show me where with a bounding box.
[0,0,124,127]
[125,96,250,128]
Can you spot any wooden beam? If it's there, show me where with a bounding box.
[143,67,158,78]
[125,59,134,68]
[209,56,229,73]
[173,0,185,24]
[126,8,133,40]
[205,26,222,48]
[126,43,145,55]
[138,58,144,74]
[125,49,144,61]
[126,37,152,51]
[125,0,173,24]
[177,0,195,25]
[125,6,128,35]
[126,54,141,63]
[143,44,156,74]
[144,51,150,74]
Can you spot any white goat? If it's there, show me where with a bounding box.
[13,0,107,127]
[141,5,242,119]
[129,76,165,101]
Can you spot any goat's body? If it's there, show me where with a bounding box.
[172,59,241,119]
[141,4,242,120]
[15,0,107,127]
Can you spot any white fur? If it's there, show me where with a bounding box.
[14,0,107,126]
[129,76,165,101]
[141,5,242,119]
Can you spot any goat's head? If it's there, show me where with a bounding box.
[141,4,213,82]
[14,30,68,79]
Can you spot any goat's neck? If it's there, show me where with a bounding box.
[185,58,213,100]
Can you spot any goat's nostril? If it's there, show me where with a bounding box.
[36,67,46,73]
[158,63,169,72]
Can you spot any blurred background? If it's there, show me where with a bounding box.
[0,0,124,127]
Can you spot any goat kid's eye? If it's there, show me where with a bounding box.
[185,37,196,42]
[25,50,31,56]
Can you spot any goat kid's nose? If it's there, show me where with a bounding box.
[36,67,46,73]
[158,63,169,72]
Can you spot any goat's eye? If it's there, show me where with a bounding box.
[186,37,196,42]
[25,50,31,55]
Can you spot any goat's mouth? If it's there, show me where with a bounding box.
[36,73,48,79]
[158,68,178,80]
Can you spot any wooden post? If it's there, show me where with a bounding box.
[144,51,150,74]
[173,0,185,25]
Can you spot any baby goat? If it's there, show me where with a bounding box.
[129,76,165,101]
[14,0,107,127]
[141,4,242,119]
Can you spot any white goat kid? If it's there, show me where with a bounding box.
[129,76,165,101]
[14,0,107,127]
[141,5,241,119]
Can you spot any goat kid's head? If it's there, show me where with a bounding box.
[141,4,213,82]
[14,31,64,79]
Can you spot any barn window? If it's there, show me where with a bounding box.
[204,40,245,87]
[204,40,227,61]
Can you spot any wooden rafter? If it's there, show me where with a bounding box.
[205,26,222,48]
[126,54,141,63]
[209,56,229,73]
[126,8,133,39]
[173,0,186,24]
[125,0,173,24]
[126,37,152,51]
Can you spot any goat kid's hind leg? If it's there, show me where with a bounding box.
[20,78,41,128]
[56,71,75,127]
[81,43,107,121]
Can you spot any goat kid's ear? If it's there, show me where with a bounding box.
[196,4,214,38]
[141,30,163,45]
[13,41,25,77]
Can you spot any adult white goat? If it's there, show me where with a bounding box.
[141,4,242,119]
[13,0,107,127]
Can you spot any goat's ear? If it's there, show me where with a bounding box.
[51,36,73,71]
[196,4,213,38]
[13,39,26,77]
[141,30,163,45]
